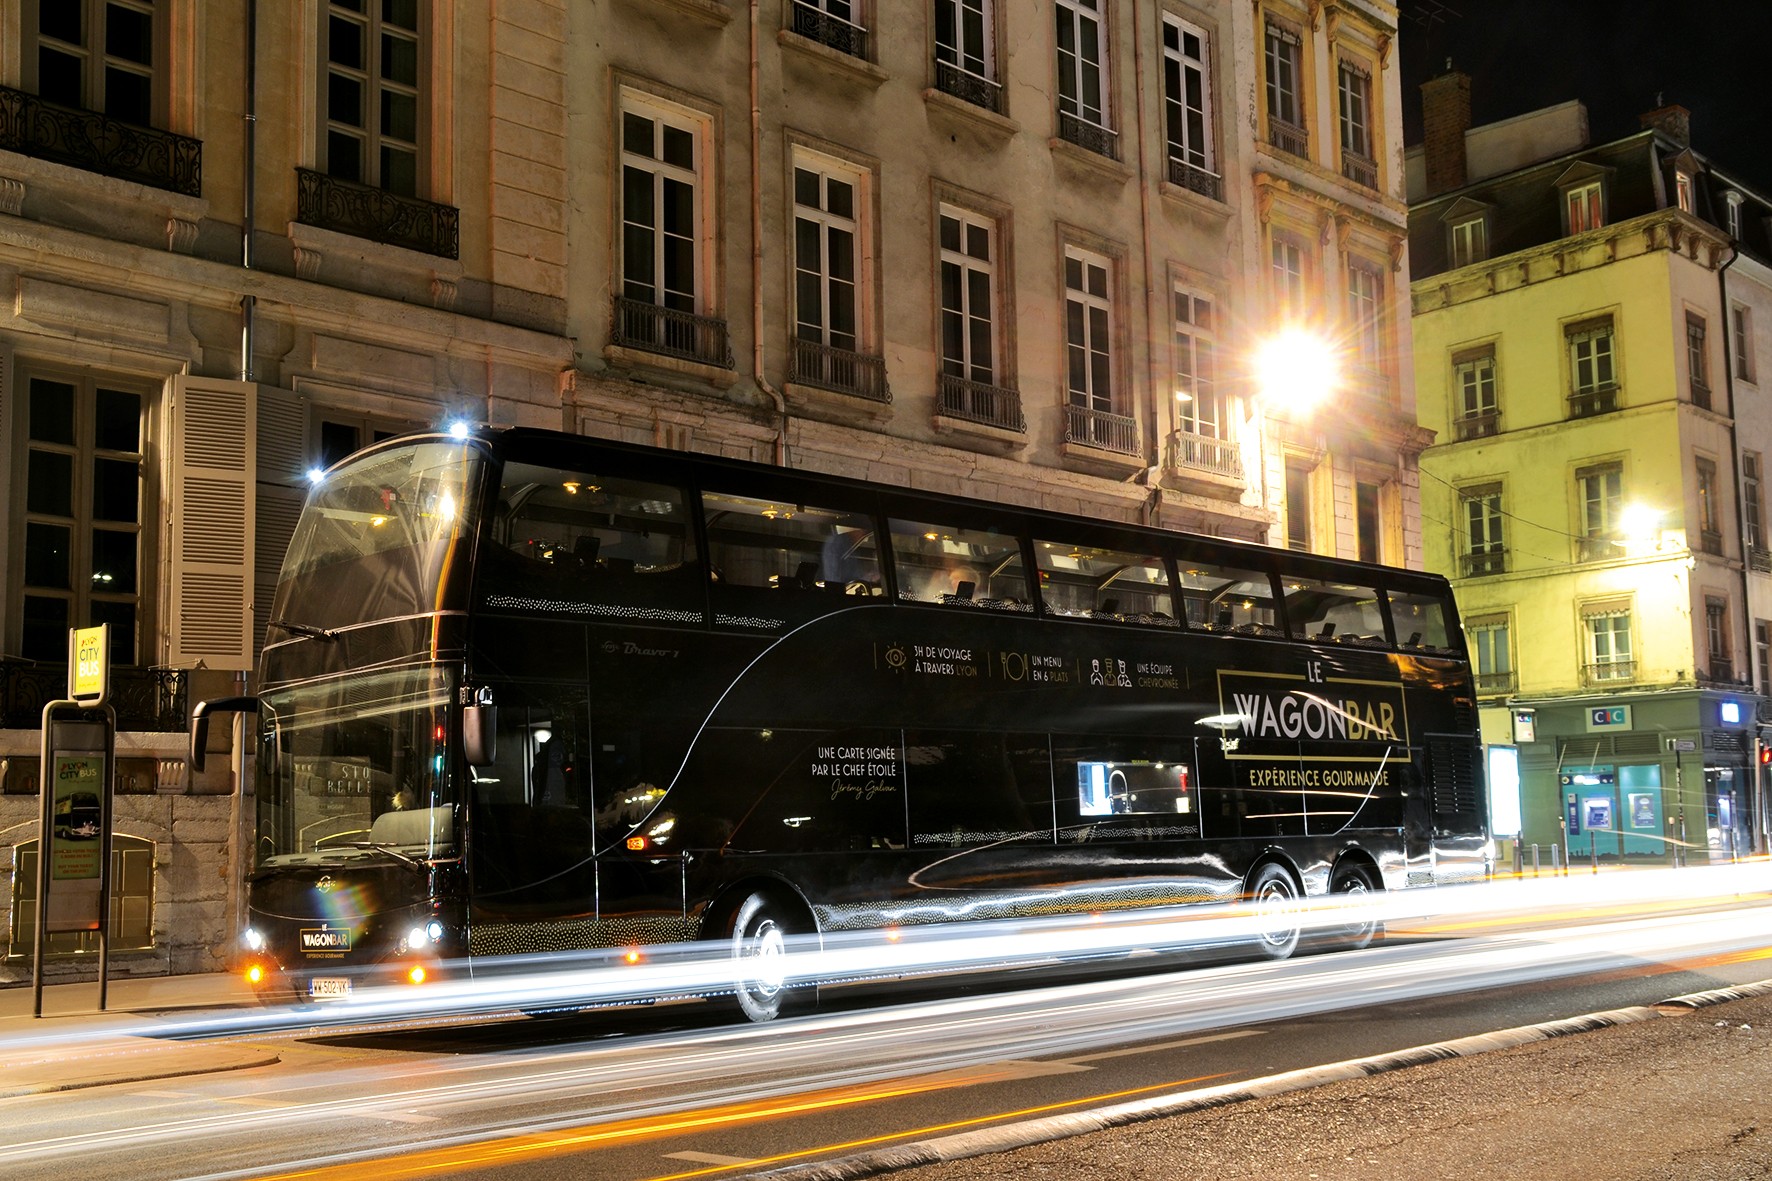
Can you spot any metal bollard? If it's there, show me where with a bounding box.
[1591,841,1599,874]
[1531,843,1541,877]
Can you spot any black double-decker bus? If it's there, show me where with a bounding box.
[195,425,1488,1020]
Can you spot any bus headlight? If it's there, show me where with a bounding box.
[243,928,265,951]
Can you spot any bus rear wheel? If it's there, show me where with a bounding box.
[1325,862,1382,952]
[1247,863,1301,960]
[727,891,806,1023]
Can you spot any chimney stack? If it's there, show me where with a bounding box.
[1421,65,1471,195]
[1640,102,1691,148]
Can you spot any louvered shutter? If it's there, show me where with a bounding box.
[254,388,308,657]
[166,377,256,670]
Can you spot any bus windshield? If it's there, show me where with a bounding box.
[255,667,458,868]
[274,440,484,632]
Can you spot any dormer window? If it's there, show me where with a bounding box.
[1567,181,1603,234]
[1675,170,1693,213]
[1724,190,1743,239]
[1451,216,1486,268]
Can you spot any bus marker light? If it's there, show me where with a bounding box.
[624,949,643,965]
[626,836,648,851]
[884,927,902,942]
[408,966,428,985]
[245,964,264,985]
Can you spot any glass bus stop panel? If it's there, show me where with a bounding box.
[1281,577,1387,646]
[1174,560,1279,634]
[1387,589,1455,653]
[887,519,1030,610]
[482,464,702,622]
[1032,540,1177,625]
[703,491,884,629]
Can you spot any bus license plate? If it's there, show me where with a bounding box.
[309,977,351,1000]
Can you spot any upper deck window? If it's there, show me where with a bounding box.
[1281,577,1387,646]
[704,490,883,630]
[1033,539,1176,626]
[888,519,1029,610]
[1175,559,1278,634]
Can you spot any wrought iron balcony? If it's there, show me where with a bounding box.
[1462,548,1507,578]
[613,297,734,369]
[1474,670,1516,695]
[1700,660,1737,687]
[1,660,187,731]
[1567,383,1619,418]
[1166,427,1242,479]
[1166,157,1223,201]
[1057,111,1119,160]
[1750,546,1772,574]
[1577,535,1619,563]
[934,61,1002,114]
[0,84,200,196]
[1268,116,1308,158]
[296,167,459,259]
[938,373,1025,431]
[791,1,869,58]
[1691,380,1712,411]
[1581,659,1637,686]
[1455,410,1500,440]
[1064,404,1139,456]
[791,338,890,402]
[1700,529,1724,556]
[1341,149,1378,189]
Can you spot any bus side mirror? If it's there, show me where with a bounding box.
[189,696,261,774]
[463,705,497,767]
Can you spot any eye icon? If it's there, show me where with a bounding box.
[885,645,908,670]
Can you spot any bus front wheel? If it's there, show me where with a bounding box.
[1247,863,1301,960]
[1326,862,1382,952]
[727,891,806,1023]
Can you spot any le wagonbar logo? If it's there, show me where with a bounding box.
[1216,670,1408,747]
[300,927,351,951]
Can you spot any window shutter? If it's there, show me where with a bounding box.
[166,376,257,670]
[254,388,308,657]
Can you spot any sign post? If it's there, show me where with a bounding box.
[33,625,116,1017]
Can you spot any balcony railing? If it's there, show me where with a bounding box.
[1692,381,1712,411]
[1166,428,1242,479]
[1567,383,1619,418]
[1268,116,1308,158]
[1455,410,1500,440]
[1700,529,1724,556]
[1581,659,1637,687]
[938,373,1024,431]
[1057,111,1119,160]
[1064,404,1139,456]
[296,168,459,259]
[1577,536,1618,563]
[0,84,200,196]
[1475,670,1516,695]
[1462,549,1507,578]
[1750,546,1772,574]
[791,338,890,402]
[613,297,734,369]
[1,661,187,731]
[1340,149,1378,189]
[1701,660,1737,687]
[934,60,1002,114]
[791,1,869,59]
[1167,156,1223,201]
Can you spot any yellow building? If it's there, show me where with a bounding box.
[1409,78,1768,864]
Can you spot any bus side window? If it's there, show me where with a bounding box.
[1388,590,1454,652]
[1175,559,1279,634]
[703,491,883,629]
[887,519,1030,610]
[1282,577,1387,646]
[1032,539,1176,625]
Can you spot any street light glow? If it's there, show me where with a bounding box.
[1255,328,1340,416]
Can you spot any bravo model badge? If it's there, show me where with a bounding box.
[315,875,335,894]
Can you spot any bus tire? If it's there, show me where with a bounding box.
[727,891,806,1023]
[1325,861,1382,952]
[1247,862,1301,960]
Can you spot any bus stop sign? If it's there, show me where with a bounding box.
[72,625,108,705]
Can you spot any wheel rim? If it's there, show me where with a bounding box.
[1255,873,1300,954]
[1335,873,1377,943]
[741,917,787,999]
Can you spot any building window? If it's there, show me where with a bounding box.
[939,206,997,385]
[794,157,861,355]
[1271,234,1308,321]
[18,374,148,667]
[1337,60,1375,187]
[1725,191,1743,240]
[1161,16,1217,197]
[1567,318,1617,416]
[1174,291,1221,436]
[1583,605,1634,682]
[1356,480,1382,564]
[1346,260,1383,376]
[1687,312,1710,408]
[1707,596,1732,680]
[1468,614,1513,694]
[1675,170,1693,213]
[1064,246,1114,417]
[1746,453,1766,559]
[1757,619,1771,691]
[1450,216,1487,268]
[1055,0,1114,155]
[1734,304,1755,382]
[1263,20,1305,156]
[1576,461,1623,561]
[1453,347,1499,438]
[1566,180,1603,234]
[1696,455,1722,554]
[1284,459,1312,551]
[934,0,998,110]
[321,0,424,195]
[1460,484,1505,577]
[790,0,869,59]
[26,0,163,127]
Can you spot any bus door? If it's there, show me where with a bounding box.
[589,717,694,939]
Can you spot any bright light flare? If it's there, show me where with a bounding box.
[1254,328,1340,416]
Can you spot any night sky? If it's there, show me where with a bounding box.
[1398,0,1772,194]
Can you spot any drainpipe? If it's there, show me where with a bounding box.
[751,0,787,465]
[239,0,258,382]
[1717,239,1757,851]
[1131,0,1162,527]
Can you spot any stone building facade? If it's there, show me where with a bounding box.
[0,0,1416,983]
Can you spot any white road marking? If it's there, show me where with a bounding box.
[663,1151,759,1165]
